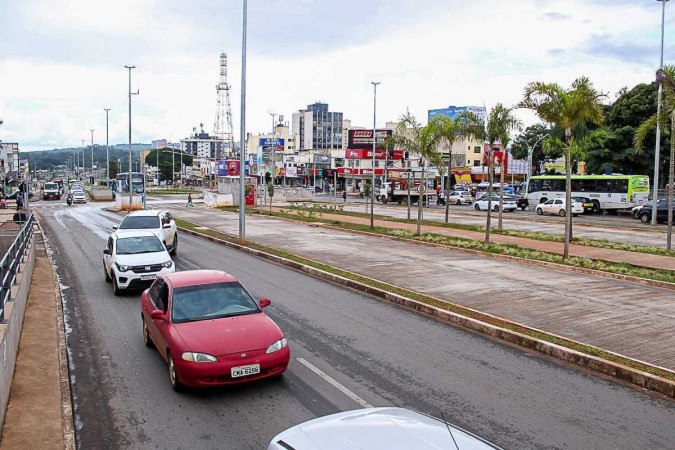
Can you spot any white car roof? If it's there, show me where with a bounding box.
[269,407,499,450]
[113,230,160,239]
[124,209,166,218]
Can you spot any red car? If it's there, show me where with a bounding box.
[141,270,290,391]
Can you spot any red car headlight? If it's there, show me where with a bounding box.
[182,352,217,363]
[266,338,288,354]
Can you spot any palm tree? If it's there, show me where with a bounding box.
[484,104,522,232]
[521,77,605,258]
[434,113,485,223]
[390,113,444,235]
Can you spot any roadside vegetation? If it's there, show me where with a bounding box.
[174,216,675,383]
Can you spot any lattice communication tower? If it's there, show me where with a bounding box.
[213,52,235,156]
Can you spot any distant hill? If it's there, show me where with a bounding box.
[24,144,154,170]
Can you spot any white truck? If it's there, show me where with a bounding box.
[43,182,61,200]
[377,177,435,205]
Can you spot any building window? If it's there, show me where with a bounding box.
[473,160,480,166]
[474,146,481,153]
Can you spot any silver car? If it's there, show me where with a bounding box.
[268,407,500,450]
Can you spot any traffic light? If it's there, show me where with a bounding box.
[388,150,394,159]
[265,172,271,184]
[404,151,409,160]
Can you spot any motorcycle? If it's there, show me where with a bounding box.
[66,195,73,206]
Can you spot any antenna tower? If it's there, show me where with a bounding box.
[214,52,235,157]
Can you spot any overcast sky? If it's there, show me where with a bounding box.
[0,0,673,150]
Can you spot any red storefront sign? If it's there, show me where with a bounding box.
[482,150,509,174]
[344,149,403,160]
[337,168,385,175]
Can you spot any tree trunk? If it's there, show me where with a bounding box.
[667,112,674,250]
[498,161,504,230]
[485,147,494,244]
[407,171,411,220]
[417,165,425,235]
[445,149,452,223]
[564,130,572,259]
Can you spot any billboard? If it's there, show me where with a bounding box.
[259,137,285,152]
[217,160,251,176]
[428,106,486,122]
[347,129,392,149]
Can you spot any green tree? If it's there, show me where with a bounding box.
[145,148,193,183]
[510,124,557,174]
[521,77,605,258]
[390,113,444,235]
[485,105,522,233]
[434,112,485,223]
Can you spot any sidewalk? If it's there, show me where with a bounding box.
[168,204,675,371]
[0,253,73,449]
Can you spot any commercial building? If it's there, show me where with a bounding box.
[292,102,344,150]
[180,127,227,160]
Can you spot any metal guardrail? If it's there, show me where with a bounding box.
[0,214,34,322]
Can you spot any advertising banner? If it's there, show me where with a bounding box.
[347,129,392,149]
[217,160,250,176]
[259,138,284,152]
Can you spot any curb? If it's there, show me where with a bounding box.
[177,224,675,400]
[245,210,675,291]
[33,212,76,449]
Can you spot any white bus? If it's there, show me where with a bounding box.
[525,174,650,213]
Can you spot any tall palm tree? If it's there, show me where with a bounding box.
[390,113,443,235]
[485,104,522,231]
[434,113,485,223]
[521,77,605,258]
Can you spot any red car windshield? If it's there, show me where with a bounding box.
[171,282,260,323]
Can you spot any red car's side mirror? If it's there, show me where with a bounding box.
[150,310,165,320]
[258,298,271,309]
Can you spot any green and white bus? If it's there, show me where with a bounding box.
[525,174,650,213]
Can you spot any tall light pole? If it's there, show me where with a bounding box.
[527,133,549,181]
[81,139,85,179]
[655,68,675,250]
[104,108,110,188]
[239,0,248,243]
[653,0,669,224]
[370,81,380,229]
[125,65,138,209]
[90,129,95,184]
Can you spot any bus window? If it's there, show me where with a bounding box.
[528,179,542,193]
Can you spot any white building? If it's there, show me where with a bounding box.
[180,128,227,160]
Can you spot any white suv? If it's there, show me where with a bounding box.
[103,230,175,295]
[114,210,178,255]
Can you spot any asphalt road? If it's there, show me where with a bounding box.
[38,203,675,449]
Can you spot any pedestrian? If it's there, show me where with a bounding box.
[186,193,193,207]
[439,190,446,206]
[342,190,347,203]
[16,193,24,211]
[436,185,441,205]
[0,196,5,209]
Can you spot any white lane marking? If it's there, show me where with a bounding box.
[296,357,373,408]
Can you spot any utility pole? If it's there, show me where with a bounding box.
[104,108,110,188]
[125,65,138,209]
[238,0,248,243]
[653,0,670,225]
[81,139,85,179]
[370,81,380,229]
[90,129,95,185]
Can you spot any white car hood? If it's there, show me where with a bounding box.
[115,251,169,266]
[268,408,498,450]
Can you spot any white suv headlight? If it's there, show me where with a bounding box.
[182,352,217,363]
[116,263,130,272]
[266,337,288,354]
[162,260,173,268]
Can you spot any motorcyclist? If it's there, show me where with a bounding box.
[66,193,73,206]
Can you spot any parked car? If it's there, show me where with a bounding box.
[472,193,517,212]
[447,190,472,205]
[571,196,595,214]
[639,199,675,224]
[141,270,290,391]
[535,198,584,217]
[102,230,175,295]
[114,209,178,255]
[71,190,87,204]
[632,201,652,219]
[268,407,500,450]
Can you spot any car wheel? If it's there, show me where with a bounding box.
[142,319,153,348]
[536,208,543,215]
[493,205,499,212]
[474,204,480,211]
[559,209,566,217]
[456,200,462,205]
[103,262,112,283]
[112,277,122,296]
[632,210,640,219]
[170,234,178,256]
[592,201,601,214]
[520,206,526,211]
[168,352,183,392]
[640,212,651,223]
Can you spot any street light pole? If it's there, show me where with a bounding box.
[239,0,248,243]
[527,134,549,181]
[653,0,669,225]
[81,140,85,179]
[125,65,137,210]
[370,81,380,229]
[104,108,110,188]
[90,129,95,184]
[655,68,675,250]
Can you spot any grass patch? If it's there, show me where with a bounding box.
[175,216,675,383]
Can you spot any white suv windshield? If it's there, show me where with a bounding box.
[119,216,160,230]
[116,236,165,255]
[45,183,58,190]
